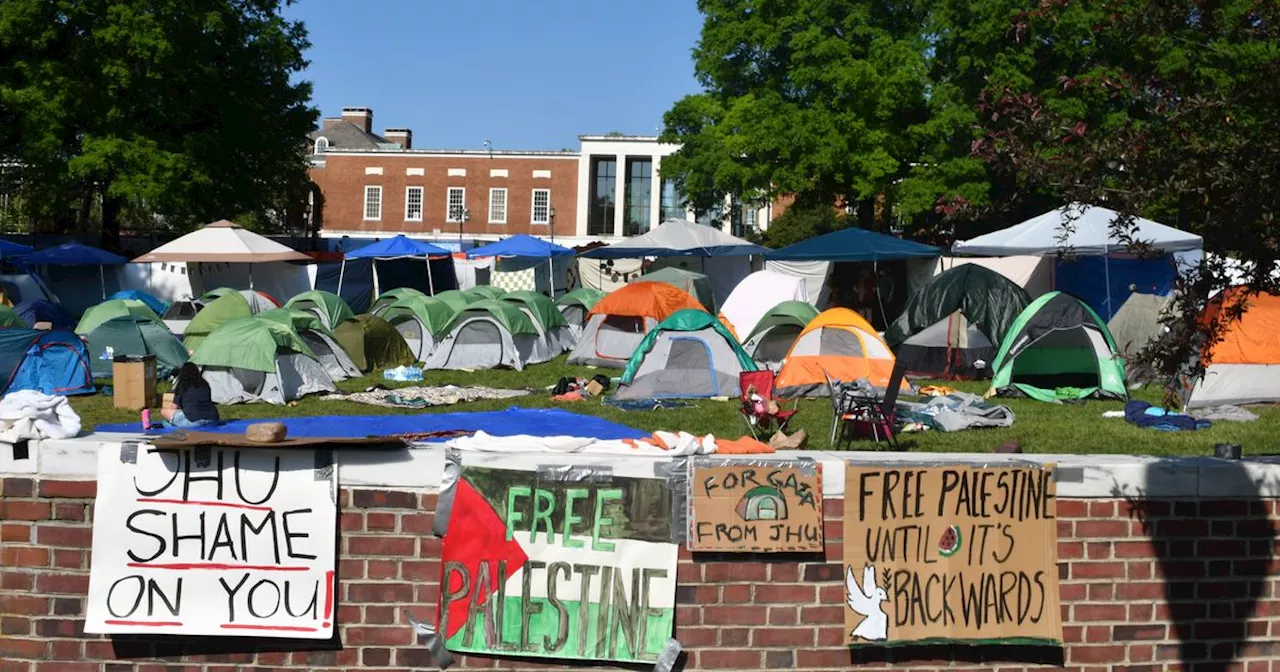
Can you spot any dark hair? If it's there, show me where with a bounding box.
[173,362,209,395]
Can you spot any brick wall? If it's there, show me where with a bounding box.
[3,476,1279,672]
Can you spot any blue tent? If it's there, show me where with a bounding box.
[341,235,452,296]
[15,300,75,330]
[0,328,95,396]
[107,290,169,315]
[466,234,574,259]
[766,227,942,261]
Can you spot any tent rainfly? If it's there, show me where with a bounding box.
[25,242,128,299]
[467,234,574,296]
[132,219,310,289]
[341,235,450,296]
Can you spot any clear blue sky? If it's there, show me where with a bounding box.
[286,1,705,151]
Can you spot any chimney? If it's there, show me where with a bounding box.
[384,128,413,150]
[341,107,373,134]
[321,117,344,131]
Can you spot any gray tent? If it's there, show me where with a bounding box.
[1107,292,1175,383]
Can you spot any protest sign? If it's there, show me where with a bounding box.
[688,458,823,552]
[843,464,1061,645]
[85,443,338,639]
[438,465,676,664]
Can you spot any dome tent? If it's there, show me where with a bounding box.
[987,291,1127,402]
[461,285,507,301]
[885,264,1031,378]
[1185,288,1280,407]
[107,290,168,316]
[718,270,809,340]
[83,316,189,378]
[190,318,337,405]
[775,308,901,398]
[1107,291,1177,385]
[332,314,415,372]
[0,328,94,396]
[501,290,573,362]
[370,287,427,316]
[200,287,279,309]
[285,290,355,330]
[431,289,483,314]
[161,298,205,335]
[742,301,820,369]
[566,282,706,369]
[75,299,165,336]
[634,266,715,311]
[556,287,606,339]
[183,290,275,353]
[617,309,758,399]
[255,308,361,382]
[423,299,539,371]
[379,296,457,361]
[15,300,74,330]
[0,305,30,329]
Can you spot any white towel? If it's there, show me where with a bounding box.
[0,390,82,441]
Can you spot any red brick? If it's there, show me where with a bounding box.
[703,605,767,625]
[400,513,435,534]
[801,605,845,622]
[347,582,415,603]
[1,477,35,497]
[1114,624,1166,641]
[769,563,800,582]
[1088,501,1116,516]
[751,627,814,646]
[366,512,396,530]
[823,519,842,541]
[1057,499,1088,518]
[344,625,413,646]
[719,626,748,646]
[1114,540,1155,557]
[1128,560,1154,580]
[364,605,396,624]
[362,648,393,666]
[348,536,416,556]
[34,574,89,595]
[1,547,48,568]
[1,616,30,635]
[722,584,751,603]
[339,512,363,531]
[1075,604,1127,621]
[1087,583,1114,600]
[767,606,798,625]
[51,550,82,569]
[402,560,440,581]
[1058,541,1085,559]
[419,536,442,557]
[677,625,719,646]
[702,562,767,582]
[1129,603,1154,621]
[1085,542,1111,559]
[51,503,85,521]
[1072,562,1125,579]
[1084,625,1110,642]
[1117,582,1165,600]
[798,648,851,667]
[697,649,761,669]
[1,523,30,542]
[1074,520,1128,537]
[0,638,45,659]
[35,525,92,548]
[351,489,421,509]
[755,583,816,603]
[1070,646,1127,663]
[37,481,95,498]
[816,625,846,646]
[366,559,398,579]
[1,502,50,521]
[1,572,33,591]
[676,561,701,582]
[419,492,438,510]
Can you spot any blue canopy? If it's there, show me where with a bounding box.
[766,227,941,262]
[345,235,450,259]
[0,239,33,260]
[25,242,128,266]
[467,234,574,259]
[107,290,169,315]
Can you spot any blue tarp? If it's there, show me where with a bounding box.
[467,234,574,259]
[107,290,168,315]
[25,242,127,266]
[767,227,942,261]
[96,406,648,441]
[345,235,451,259]
[1053,255,1176,320]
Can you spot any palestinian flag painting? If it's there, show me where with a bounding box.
[438,465,677,663]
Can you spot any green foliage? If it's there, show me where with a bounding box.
[759,204,847,249]
[0,0,317,241]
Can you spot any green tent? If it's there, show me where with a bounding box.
[190,317,336,405]
[200,287,237,301]
[182,291,278,352]
[191,317,314,373]
[75,299,163,335]
[432,289,482,314]
[502,290,568,331]
[988,291,1127,402]
[462,285,506,301]
[0,305,24,329]
[333,314,415,372]
[370,287,427,315]
[254,308,361,381]
[285,290,355,329]
[256,307,331,336]
[556,287,605,310]
[379,296,458,360]
[742,300,820,365]
[618,309,758,399]
[440,299,536,336]
[84,316,190,378]
[636,267,715,310]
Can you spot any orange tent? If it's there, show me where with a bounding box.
[568,282,706,368]
[775,308,900,397]
[1187,288,1280,407]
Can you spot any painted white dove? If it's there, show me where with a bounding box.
[845,564,889,641]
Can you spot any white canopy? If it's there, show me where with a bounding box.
[952,203,1202,256]
[133,220,311,263]
[578,219,769,258]
[719,270,809,339]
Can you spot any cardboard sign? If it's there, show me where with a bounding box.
[85,444,338,639]
[843,465,1062,645]
[438,465,677,664]
[688,458,824,552]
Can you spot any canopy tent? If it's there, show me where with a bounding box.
[84,316,189,378]
[567,281,706,368]
[74,299,165,336]
[635,267,715,311]
[617,309,758,399]
[255,308,360,381]
[132,219,310,289]
[766,227,942,262]
[332,314,415,372]
[15,300,74,330]
[379,296,457,361]
[742,300,820,369]
[370,287,427,315]
[107,290,168,316]
[0,239,33,260]
[190,317,336,404]
[341,234,450,296]
[718,269,809,341]
[580,219,769,259]
[502,290,573,361]
[423,299,540,371]
[284,290,355,330]
[468,234,574,297]
[0,328,94,396]
[25,242,128,299]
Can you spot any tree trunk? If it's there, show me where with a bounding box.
[100,194,121,249]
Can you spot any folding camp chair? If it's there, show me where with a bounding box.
[738,370,796,439]
[833,359,908,450]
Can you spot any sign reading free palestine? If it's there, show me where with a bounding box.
[438,465,676,663]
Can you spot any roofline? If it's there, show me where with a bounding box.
[578,134,662,141]
[316,149,580,159]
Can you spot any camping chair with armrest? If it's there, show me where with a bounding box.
[738,370,796,439]
[834,359,908,450]
[820,368,855,446]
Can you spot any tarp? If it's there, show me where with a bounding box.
[380,296,457,336]
[107,290,168,315]
[284,290,355,329]
[74,299,165,335]
[432,289,482,314]
[461,285,507,301]
[133,220,311,263]
[767,227,941,262]
[255,307,331,336]
[0,239,33,260]
[557,287,605,311]
[344,234,451,259]
[466,234,574,259]
[911,256,1054,298]
[579,219,769,258]
[718,270,809,340]
[96,407,648,440]
[635,267,714,311]
[766,260,832,308]
[952,203,1203,256]
[25,242,127,266]
[190,316,315,373]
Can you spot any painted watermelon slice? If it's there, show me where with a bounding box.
[938,524,963,557]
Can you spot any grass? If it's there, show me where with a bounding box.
[68,355,1280,457]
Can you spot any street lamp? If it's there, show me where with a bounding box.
[450,204,471,244]
[549,206,556,243]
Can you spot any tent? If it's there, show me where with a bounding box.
[616,309,758,399]
[25,242,128,299]
[370,287,427,316]
[15,300,74,330]
[332,314,415,372]
[502,290,573,362]
[767,227,942,262]
[1185,288,1280,408]
[132,219,311,291]
[379,296,457,361]
[285,290,355,330]
[201,287,280,308]
[190,317,337,405]
[467,234,574,297]
[775,308,900,398]
[566,281,706,368]
[634,267,714,311]
[256,308,361,381]
[556,288,606,338]
[161,298,205,335]
[108,290,168,316]
[885,265,1030,378]
[742,301,820,369]
[341,234,450,295]
[83,316,189,378]
[461,285,507,301]
[1107,292,1175,384]
[0,328,94,396]
[0,305,25,329]
[432,289,482,314]
[183,290,276,353]
[718,270,809,340]
[987,291,1127,402]
[75,299,164,336]
[423,299,540,371]
[0,239,33,260]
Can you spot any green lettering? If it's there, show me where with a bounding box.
[505,486,531,541]
[531,488,556,544]
[592,489,623,551]
[563,488,587,548]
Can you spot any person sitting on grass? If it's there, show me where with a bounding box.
[162,362,221,428]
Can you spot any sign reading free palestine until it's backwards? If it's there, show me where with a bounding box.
[438,465,677,664]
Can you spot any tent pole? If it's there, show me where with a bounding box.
[426,257,435,295]
[337,259,346,295]
[99,265,106,299]
[372,260,381,299]
[249,263,255,290]
[547,258,553,297]
[1103,252,1113,320]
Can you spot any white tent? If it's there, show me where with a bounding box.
[718,270,809,339]
[952,203,1203,256]
[132,220,311,291]
[907,256,1055,298]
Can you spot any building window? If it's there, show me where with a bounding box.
[624,158,653,237]
[405,186,423,222]
[314,137,328,154]
[488,188,508,224]
[531,189,551,225]
[587,157,616,236]
[745,205,758,233]
[446,187,466,221]
[363,185,382,221]
[660,178,684,221]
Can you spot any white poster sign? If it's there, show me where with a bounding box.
[85,443,338,639]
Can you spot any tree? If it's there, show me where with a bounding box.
[0,0,317,246]
[757,203,847,249]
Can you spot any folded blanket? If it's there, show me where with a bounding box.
[1124,400,1211,431]
[0,390,81,441]
[320,385,529,408]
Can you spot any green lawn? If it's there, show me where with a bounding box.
[69,355,1278,457]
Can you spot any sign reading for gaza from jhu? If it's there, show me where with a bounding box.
[85,443,338,639]
[438,465,676,664]
[843,465,1062,646]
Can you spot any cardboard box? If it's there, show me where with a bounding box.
[113,355,157,410]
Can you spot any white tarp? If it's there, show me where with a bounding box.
[766,260,831,308]
[952,203,1203,256]
[719,270,809,338]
